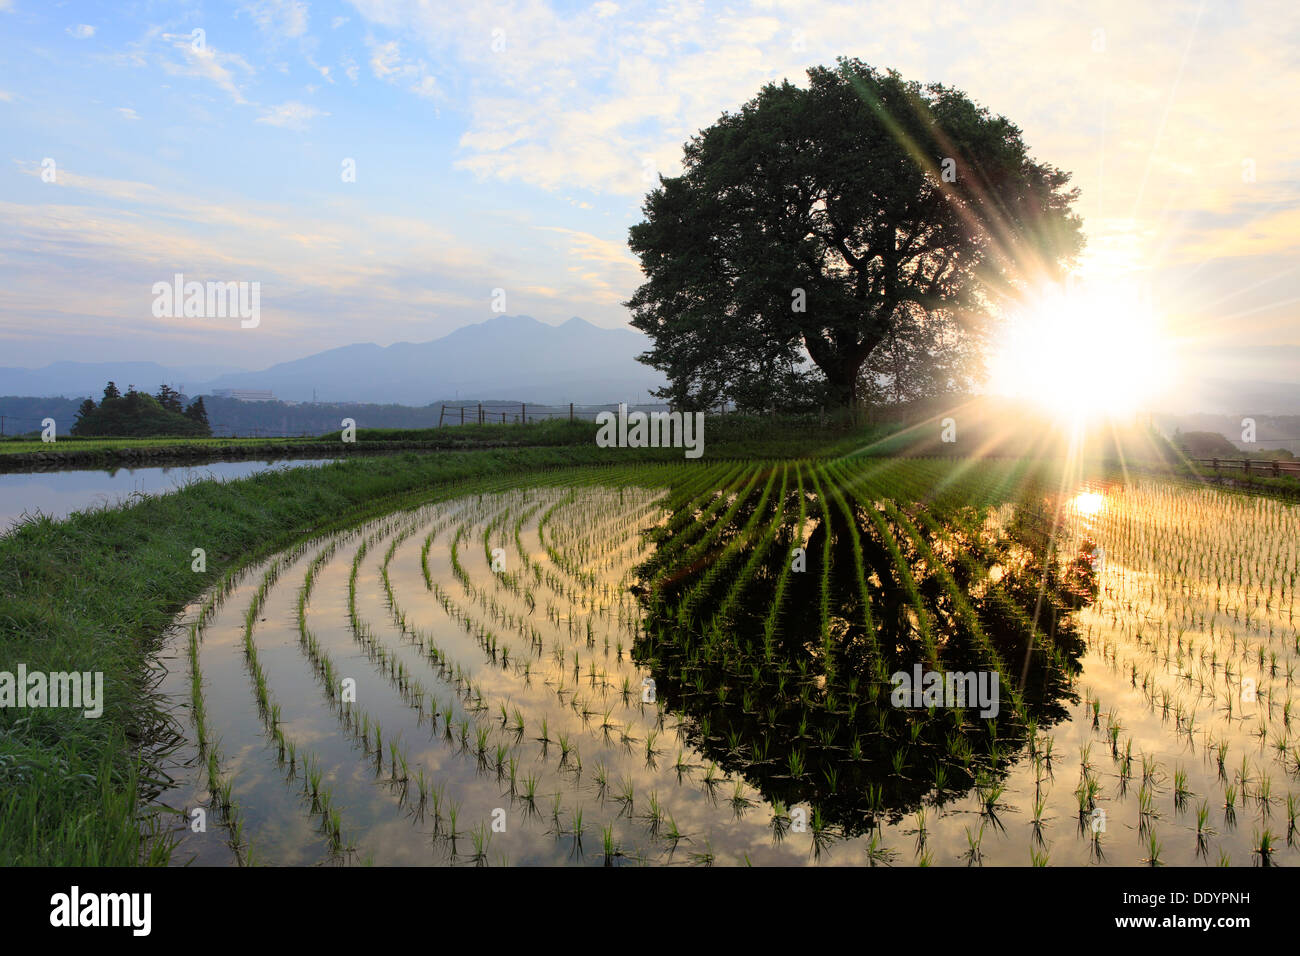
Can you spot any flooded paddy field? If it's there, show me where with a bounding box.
[0,458,338,533]
[152,459,1300,866]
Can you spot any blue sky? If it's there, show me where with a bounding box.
[1,0,1297,406]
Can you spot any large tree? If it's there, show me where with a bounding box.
[626,58,1083,411]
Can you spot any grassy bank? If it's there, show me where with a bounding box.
[0,416,905,470]
[1178,464,1300,500]
[0,443,696,865]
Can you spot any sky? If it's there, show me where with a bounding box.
[1,0,1297,405]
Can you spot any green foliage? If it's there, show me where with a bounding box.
[626,57,1083,410]
[70,383,211,438]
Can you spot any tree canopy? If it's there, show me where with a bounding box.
[71,384,212,437]
[626,58,1084,411]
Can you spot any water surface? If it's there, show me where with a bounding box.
[0,459,339,532]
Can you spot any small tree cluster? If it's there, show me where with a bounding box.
[71,382,212,437]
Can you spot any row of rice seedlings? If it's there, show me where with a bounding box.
[820,462,881,670]
[186,613,249,865]
[907,494,1079,684]
[187,470,655,868]
[710,464,791,626]
[409,497,670,757]
[880,498,1027,721]
[847,478,942,672]
[243,546,361,857]
[638,462,757,596]
[675,464,782,624]
[760,463,808,655]
[645,466,768,625]
[348,510,649,846]
[804,464,839,680]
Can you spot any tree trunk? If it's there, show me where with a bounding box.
[823,356,863,409]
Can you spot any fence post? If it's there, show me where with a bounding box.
[569,402,574,423]
[478,403,482,425]
[521,402,526,424]
[460,405,464,425]
[438,405,445,428]
[1244,458,1251,475]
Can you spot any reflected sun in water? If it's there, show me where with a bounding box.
[1071,491,1106,516]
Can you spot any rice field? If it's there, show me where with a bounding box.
[155,458,1300,866]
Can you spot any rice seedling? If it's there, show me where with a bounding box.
[964,822,985,864]
[1195,800,1215,844]
[1254,828,1276,863]
[1138,783,1159,823]
[615,777,635,811]
[1144,831,1164,866]
[468,823,491,865]
[731,779,754,814]
[786,748,806,779]
[865,783,885,817]
[890,747,907,778]
[977,772,1005,818]
[644,790,665,835]
[601,824,620,864]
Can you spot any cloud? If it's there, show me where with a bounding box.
[116,107,140,120]
[368,39,402,78]
[0,91,14,102]
[159,34,255,104]
[537,226,643,304]
[243,0,309,39]
[366,37,441,100]
[67,24,95,39]
[256,101,327,129]
[0,166,597,362]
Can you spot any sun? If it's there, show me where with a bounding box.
[1071,491,1106,516]
[985,278,1173,424]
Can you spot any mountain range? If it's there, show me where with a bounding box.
[3,315,1294,415]
[0,315,667,406]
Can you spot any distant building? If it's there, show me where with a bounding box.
[212,389,275,402]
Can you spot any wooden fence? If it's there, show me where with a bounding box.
[1194,457,1300,477]
[436,402,688,426]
